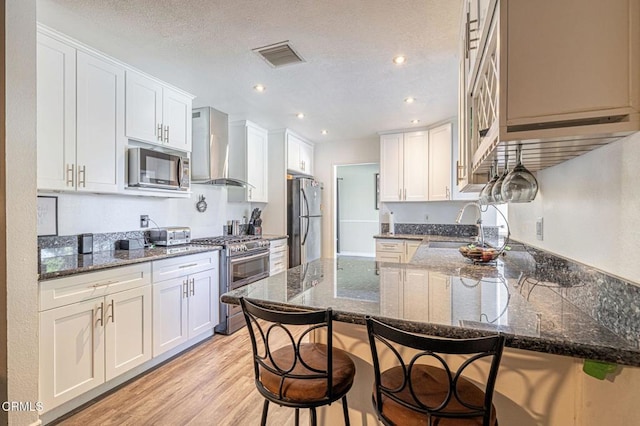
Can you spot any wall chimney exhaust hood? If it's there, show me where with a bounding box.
[191,107,252,188]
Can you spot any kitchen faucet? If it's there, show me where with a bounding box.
[455,202,485,247]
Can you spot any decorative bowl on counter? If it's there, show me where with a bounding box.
[459,244,501,264]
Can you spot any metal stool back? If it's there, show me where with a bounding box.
[240,298,355,425]
[366,317,505,426]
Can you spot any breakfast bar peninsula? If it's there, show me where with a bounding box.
[221,240,640,425]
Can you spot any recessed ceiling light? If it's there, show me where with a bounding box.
[297,113,305,119]
[411,119,420,124]
[321,130,328,135]
[254,84,266,92]
[404,97,416,103]
[393,55,406,65]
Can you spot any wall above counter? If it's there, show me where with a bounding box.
[457,0,640,188]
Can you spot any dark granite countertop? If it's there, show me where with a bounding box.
[38,245,221,281]
[221,247,640,367]
[262,234,288,241]
[374,234,479,242]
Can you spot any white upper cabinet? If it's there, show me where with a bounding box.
[228,120,269,202]
[37,32,124,194]
[460,0,640,181]
[380,126,451,202]
[287,132,314,176]
[125,71,193,152]
[124,71,163,145]
[428,123,452,201]
[37,33,76,191]
[76,51,125,193]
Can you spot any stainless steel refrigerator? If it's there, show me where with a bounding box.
[288,178,322,267]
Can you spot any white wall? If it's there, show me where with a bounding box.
[314,138,380,258]
[51,186,252,238]
[5,1,39,425]
[509,132,640,285]
[337,164,379,256]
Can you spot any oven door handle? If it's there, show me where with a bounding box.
[230,251,269,264]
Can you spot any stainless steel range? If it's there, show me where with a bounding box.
[191,235,270,334]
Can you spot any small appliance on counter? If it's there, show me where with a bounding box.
[149,226,191,246]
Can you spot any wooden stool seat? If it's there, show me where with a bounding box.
[375,364,497,426]
[261,343,356,403]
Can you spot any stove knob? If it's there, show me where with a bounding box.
[243,244,248,251]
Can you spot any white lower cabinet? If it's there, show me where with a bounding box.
[39,263,152,410]
[152,252,219,357]
[376,239,421,263]
[269,238,288,275]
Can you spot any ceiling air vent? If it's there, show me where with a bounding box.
[253,41,305,68]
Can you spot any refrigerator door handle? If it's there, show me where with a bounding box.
[301,187,310,217]
[301,216,310,246]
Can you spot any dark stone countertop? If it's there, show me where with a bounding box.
[38,245,221,281]
[262,234,288,241]
[374,234,478,242]
[221,247,640,367]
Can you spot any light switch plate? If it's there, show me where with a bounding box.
[536,217,544,240]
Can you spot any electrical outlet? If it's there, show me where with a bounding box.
[536,217,543,240]
[140,215,149,228]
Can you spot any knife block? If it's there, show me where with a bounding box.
[248,225,262,236]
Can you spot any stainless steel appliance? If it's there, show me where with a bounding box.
[149,227,191,246]
[191,235,270,334]
[191,107,251,187]
[128,147,190,191]
[287,178,323,268]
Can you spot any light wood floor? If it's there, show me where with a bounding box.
[56,325,310,426]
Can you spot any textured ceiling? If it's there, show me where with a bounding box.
[37,0,462,143]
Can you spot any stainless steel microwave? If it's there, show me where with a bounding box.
[128,147,190,191]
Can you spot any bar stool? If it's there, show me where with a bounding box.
[366,317,505,426]
[240,297,356,426]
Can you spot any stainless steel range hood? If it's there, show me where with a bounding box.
[191,107,252,187]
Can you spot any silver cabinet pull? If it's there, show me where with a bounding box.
[96,302,104,327]
[179,263,198,269]
[157,123,163,141]
[78,165,86,188]
[164,125,169,143]
[107,300,115,323]
[92,280,118,288]
[182,280,188,298]
[66,164,75,186]
[190,278,195,296]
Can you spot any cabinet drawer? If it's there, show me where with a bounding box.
[375,252,403,263]
[376,240,404,253]
[269,238,287,251]
[39,262,151,311]
[152,251,218,283]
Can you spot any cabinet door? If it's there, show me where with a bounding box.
[379,134,403,201]
[246,125,268,202]
[104,285,152,381]
[152,278,188,356]
[405,241,421,263]
[403,269,429,321]
[163,87,192,151]
[429,273,451,324]
[37,33,76,191]
[403,131,429,202]
[76,51,124,193]
[287,134,302,173]
[125,71,163,144]
[187,269,217,337]
[299,140,313,175]
[40,298,105,409]
[428,123,452,200]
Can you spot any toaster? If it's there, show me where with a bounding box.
[149,227,191,246]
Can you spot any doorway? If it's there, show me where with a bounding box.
[335,163,380,257]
